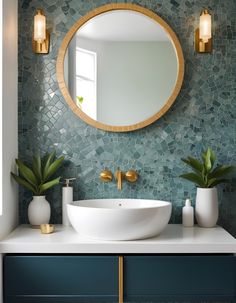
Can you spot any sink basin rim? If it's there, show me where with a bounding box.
[69,199,171,210]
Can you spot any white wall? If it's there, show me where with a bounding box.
[0,0,18,240]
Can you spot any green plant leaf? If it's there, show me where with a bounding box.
[16,159,38,187]
[208,178,230,187]
[76,96,84,104]
[207,178,218,188]
[181,147,233,188]
[204,147,212,172]
[11,173,36,194]
[45,156,64,180]
[188,157,203,172]
[43,151,56,180]
[32,155,42,182]
[39,177,61,194]
[209,148,216,167]
[201,165,206,179]
[181,156,203,174]
[180,173,205,187]
[209,165,234,179]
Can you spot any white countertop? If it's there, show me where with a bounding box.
[0,224,236,254]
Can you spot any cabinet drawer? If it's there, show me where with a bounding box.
[124,255,235,301]
[4,255,118,303]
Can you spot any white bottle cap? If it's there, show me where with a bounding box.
[185,198,191,207]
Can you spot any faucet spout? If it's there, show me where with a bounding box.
[116,168,123,190]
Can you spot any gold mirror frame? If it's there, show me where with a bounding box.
[56,3,184,132]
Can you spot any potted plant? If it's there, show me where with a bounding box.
[11,151,64,227]
[180,147,233,227]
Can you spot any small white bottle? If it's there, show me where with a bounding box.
[182,198,194,227]
[62,178,76,226]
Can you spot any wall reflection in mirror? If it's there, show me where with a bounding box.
[64,10,178,127]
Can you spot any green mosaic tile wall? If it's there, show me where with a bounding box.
[18,0,236,236]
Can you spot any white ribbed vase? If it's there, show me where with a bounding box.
[195,188,218,228]
[28,196,51,227]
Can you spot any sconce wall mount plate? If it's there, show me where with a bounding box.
[195,28,212,53]
[32,30,50,54]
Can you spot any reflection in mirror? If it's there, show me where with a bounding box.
[64,11,178,126]
[57,4,184,131]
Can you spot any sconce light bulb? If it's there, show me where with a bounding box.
[34,10,46,43]
[199,10,211,43]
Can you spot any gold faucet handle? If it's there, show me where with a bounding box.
[125,170,138,183]
[100,170,113,182]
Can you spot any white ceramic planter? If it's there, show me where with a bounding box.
[195,187,218,228]
[28,196,51,227]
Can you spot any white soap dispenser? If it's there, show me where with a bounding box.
[62,178,76,226]
[182,198,194,227]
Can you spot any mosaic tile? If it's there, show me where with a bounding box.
[18,0,236,241]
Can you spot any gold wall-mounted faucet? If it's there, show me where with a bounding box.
[115,168,123,190]
[100,169,138,190]
[115,168,138,190]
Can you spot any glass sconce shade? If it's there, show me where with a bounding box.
[199,10,211,43]
[34,10,46,43]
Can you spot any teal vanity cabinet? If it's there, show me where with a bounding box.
[124,255,236,302]
[4,255,118,303]
[3,254,236,303]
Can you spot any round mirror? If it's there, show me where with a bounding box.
[57,4,184,132]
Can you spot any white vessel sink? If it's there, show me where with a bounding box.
[67,199,172,241]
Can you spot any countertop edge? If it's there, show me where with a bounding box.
[1,224,236,254]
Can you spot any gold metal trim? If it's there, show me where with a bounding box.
[32,30,50,54]
[125,170,138,183]
[119,256,124,303]
[115,168,123,191]
[195,28,212,53]
[40,224,55,234]
[56,3,184,132]
[195,9,212,53]
[100,170,113,182]
[115,168,138,190]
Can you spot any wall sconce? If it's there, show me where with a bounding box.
[32,9,50,54]
[195,10,212,53]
